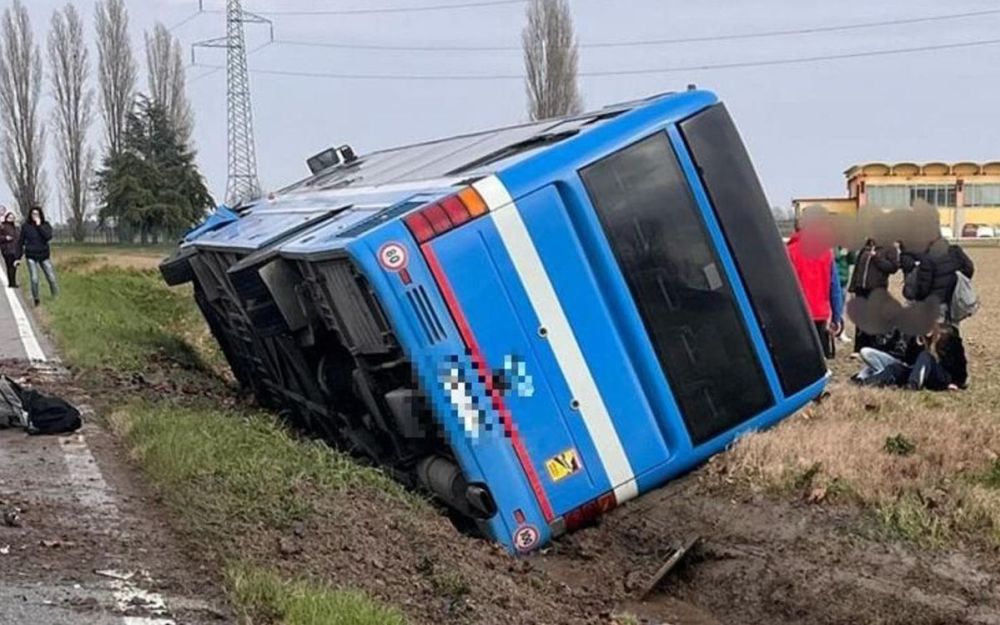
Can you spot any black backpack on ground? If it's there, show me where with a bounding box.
[21,388,82,435]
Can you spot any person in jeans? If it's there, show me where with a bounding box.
[17,206,58,306]
[908,323,967,391]
[852,346,911,387]
[0,209,19,288]
[834,246,854,343]
[852,322,967,391]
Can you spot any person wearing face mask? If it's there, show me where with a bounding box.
[0,209,20,288]
[17,205,58,306]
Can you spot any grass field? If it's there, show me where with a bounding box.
[716,247,1000,546]
[30,242,1000,623]
[38,243,410,625]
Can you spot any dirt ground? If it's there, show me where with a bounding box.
[21,245,1000,625]
[0,361,228,624]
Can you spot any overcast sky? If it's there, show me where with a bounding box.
[11,0,1000,216]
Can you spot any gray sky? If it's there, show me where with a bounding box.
[12,0,1000,216]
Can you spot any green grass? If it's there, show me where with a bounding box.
[228,566,406,625]
[41,263,207,372]
[110,401,418,531]
[28,253,418,623]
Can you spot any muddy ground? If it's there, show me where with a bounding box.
[0,361,228,624]
[58,355,1000,625]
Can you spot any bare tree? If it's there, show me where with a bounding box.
[522,0,582,121]
[49,4,94,241]
[145,22,193,143]
[95,0,136,156]
[0,0,46,217]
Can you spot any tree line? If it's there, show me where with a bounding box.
[0,0,212,243]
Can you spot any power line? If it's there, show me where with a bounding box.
[205,0,525,17]
[189,40,272,84]
[190,36,1000,81]
[168,11,203,32]
[268,7,1000,52]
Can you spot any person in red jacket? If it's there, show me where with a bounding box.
[787,216,843,359]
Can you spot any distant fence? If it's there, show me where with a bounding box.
[51,225,187,246]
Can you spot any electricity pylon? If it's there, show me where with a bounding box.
[193,0,272,207]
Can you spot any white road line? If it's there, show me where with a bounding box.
[0,264,46,361]
[476,176,639,504]
[59,413,175,625]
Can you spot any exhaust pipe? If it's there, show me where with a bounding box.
[416,456,496,520]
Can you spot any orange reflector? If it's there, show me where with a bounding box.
[458,187,488,218]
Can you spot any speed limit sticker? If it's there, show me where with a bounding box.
[513,524,540,552]
[377,242,408,272]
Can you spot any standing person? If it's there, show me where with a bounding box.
[18,206,58,306]
[0,209,19,288]
[787,221,843,359]
[834,246,854,343]
[912,235,974,324]
[847,238,899,353]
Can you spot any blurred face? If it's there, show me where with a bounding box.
[29,209,40,222]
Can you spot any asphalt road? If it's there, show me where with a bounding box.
[0,269,227,624]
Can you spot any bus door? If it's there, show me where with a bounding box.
[425,223,616,519]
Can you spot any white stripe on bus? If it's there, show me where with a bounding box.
[474,176,639,503]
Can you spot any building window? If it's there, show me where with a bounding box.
[909,184,956,207]
[963,184,1000,207]
[863,184,957,208]
[864,185,909,207]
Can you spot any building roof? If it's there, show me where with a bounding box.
[845,161,1000,178]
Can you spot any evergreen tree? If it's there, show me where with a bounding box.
[95,95,212,242]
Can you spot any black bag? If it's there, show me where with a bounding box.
[22,389,82,435]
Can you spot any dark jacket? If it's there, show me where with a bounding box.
[914,239,974,304]
[18,221,53,261]
[910,326,968,390]
[0,222,18,258]
[848,244,899,293]
[937,329,968,388]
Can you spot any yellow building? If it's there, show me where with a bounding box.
[794,161,1000,237]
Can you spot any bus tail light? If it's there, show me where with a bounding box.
[405,186,489,243]
[562,492,618,533]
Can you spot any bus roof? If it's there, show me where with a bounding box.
[191,89,709,254]
[275,91,680,199]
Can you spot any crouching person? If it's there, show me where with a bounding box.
[908,323,967,391]
[852,322,967,391]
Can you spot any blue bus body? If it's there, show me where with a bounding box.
[161,90,828,553]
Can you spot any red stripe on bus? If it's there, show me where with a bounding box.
[420,242,555,522]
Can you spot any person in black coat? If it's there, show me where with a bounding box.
[908,322,968,390]
[847,238,900,352]
[17,206,58,306]
[0,209,19,288]
[912,237,974,322]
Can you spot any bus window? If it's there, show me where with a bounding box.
[680,104,826,396]
[580,132,773,446]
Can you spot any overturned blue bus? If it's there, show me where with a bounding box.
[161,89,828,553]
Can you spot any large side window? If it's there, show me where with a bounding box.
[680,103,827,396]
[580,132,772,446]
